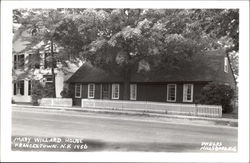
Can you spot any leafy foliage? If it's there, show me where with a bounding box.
[31,80,55,105]
[60,87,72,98]
[13,9,239,99]
[198,83,235,113]
[31,80,44,105]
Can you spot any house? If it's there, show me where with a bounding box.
[12,30,79,103]
[67,49,236,106]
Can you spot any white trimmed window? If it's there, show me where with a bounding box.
[13,80,25,96]
[167,84,176,102]
[130,84,137,100]
[224,57,229,73]
[14,54,25,69]
[88,83,95,98]
[183,84,194,102]
[112,84,120,99]
[75,84,82,98]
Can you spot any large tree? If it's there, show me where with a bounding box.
[13,9,239,99]
[13,9,85,97]
[68,9,239,100]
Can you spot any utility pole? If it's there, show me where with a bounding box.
[51,40,56,98]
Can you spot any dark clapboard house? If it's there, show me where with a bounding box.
[67,49,236,106]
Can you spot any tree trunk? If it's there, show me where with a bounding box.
[123,67,131,100]
[51,40,56,98]
[123,43,132,100]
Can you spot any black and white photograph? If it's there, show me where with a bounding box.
[1,0,249,162]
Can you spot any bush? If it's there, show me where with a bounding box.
[11,98,15,104]
[198,83,235,113]
[60,87,71,98]
[31,80,44,105]
[31,80,56,105]
[43,84,55,98]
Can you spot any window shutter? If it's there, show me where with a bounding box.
[28,80,31,95]
[14,55,17,69]
[13,83,16,95]
[44,53,48,69]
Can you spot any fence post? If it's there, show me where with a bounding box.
[195,104,198,116]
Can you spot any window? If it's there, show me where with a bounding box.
[19,81,25,95]
[88,84,95,98]
[167,84,176,102]
[183,84,193,102]
[224,57,229,73]
[130,84,137,100]
[112,84,120,99]
[102,84,110,99]
[75,84,82,98]
[28,80,31,95]
[13,80,24,95]
[14,54,25,69]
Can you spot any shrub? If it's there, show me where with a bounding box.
[31,80,44,105]
[60,87,71,98]
[11,98,15,104]
[198,83,235,113]
[43,84,55,98]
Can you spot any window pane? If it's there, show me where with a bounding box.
[102,84,110,99]
[75,84,81,97]
[112,84,119,99]
[183,84,193,102]
[88,84,95,98]
[167,84,176,101]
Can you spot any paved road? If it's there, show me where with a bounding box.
[12,108,237,152]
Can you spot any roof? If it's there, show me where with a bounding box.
[67,62,124,83]
[67,49,234,84]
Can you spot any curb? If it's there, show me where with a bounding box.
[12,104,238,127]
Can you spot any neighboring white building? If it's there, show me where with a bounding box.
[12,30,80,103]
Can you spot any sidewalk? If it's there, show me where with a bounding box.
[12,104,238,127]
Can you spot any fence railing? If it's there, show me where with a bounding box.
[40,98,72,107]
[81,99,222,118]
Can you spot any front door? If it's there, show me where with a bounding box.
[102,84,110,99]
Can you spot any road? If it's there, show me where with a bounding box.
[12,107,237,152]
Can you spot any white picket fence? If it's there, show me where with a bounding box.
[40,98,72,107]
[81,99,222,118]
